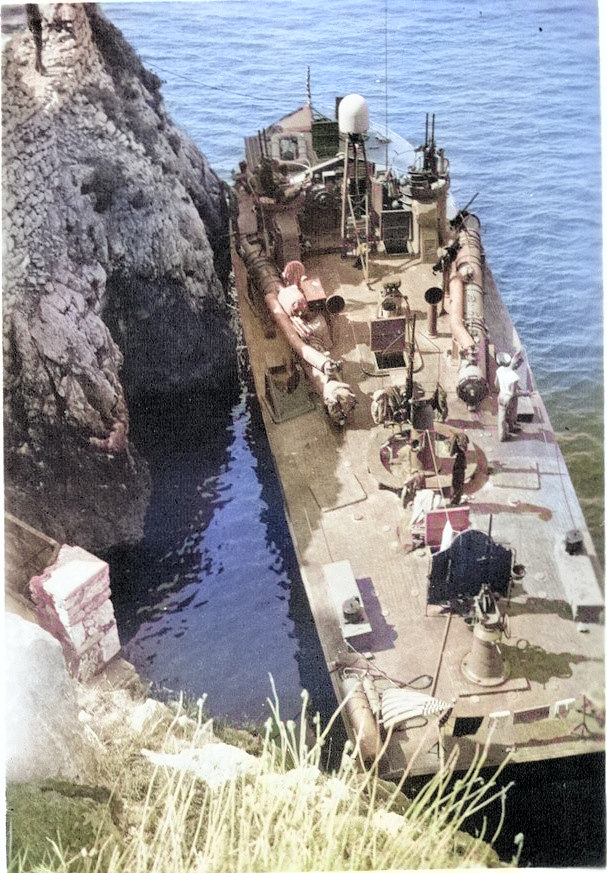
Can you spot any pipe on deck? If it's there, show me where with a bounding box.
[237,237,356,423]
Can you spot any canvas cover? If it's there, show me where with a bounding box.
[427,528,511,605]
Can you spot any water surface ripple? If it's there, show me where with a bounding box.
[102,4,604,863]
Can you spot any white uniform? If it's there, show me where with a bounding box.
[495,365,520,441]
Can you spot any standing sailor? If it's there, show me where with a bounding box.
[494,352,521,442]
[449,430,468,505]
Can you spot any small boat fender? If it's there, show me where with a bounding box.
[341,676,381,766]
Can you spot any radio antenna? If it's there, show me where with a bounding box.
[384,0,389,168]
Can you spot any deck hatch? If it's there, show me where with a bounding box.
[370,316,411,370]
[323,560,372,639]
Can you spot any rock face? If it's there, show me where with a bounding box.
[5,612,87,783]
[2,4,238,550]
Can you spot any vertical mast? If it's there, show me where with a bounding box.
[338,95,371,280]
[384,0,389,169]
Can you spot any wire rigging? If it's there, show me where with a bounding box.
[384,0,389,169]
[143,60,295,106]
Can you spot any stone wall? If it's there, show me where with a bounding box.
[2,4,238,550]
[29,544,121,681]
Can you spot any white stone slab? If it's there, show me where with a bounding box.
[45,556,108,601]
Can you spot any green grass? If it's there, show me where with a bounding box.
[7,683,522,871]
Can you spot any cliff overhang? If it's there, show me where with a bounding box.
[3,3,238,550]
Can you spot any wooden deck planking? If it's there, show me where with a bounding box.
[234,234,604,776]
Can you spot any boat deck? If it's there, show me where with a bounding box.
[233,235,604,778]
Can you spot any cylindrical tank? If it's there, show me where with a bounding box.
[448,214,489,409]
[341,676,381,767]
[338,94,369,135]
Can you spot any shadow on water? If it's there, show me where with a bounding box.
[246,393,346,744]
[104,386,344,750]
[469,754,605,867]
[108,388,234,624]
[403,752,605,867]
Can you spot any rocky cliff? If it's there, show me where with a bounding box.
[2,4,238,551]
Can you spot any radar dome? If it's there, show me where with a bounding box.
[338,94,369,135]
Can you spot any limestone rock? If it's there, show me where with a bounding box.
[2,4,238,550]
[141,743,261,789]
[5,612,87,783]
[127,697,170,734]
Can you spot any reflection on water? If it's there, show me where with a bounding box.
[109,387,337,725]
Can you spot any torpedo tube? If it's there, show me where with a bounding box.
[448,213,489,410]
[237,237,356,424]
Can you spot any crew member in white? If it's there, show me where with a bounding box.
[494,352,522,441]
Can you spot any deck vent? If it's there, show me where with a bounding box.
[565,529,584,555]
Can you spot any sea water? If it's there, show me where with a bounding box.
[101,2,603,863]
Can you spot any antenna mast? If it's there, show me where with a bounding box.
[306,66,312,107]
[384,0,389,168]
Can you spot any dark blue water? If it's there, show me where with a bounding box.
[101,3,603,864]
[109,387,336,724]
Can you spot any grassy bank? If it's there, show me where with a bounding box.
[7,684,521,871]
